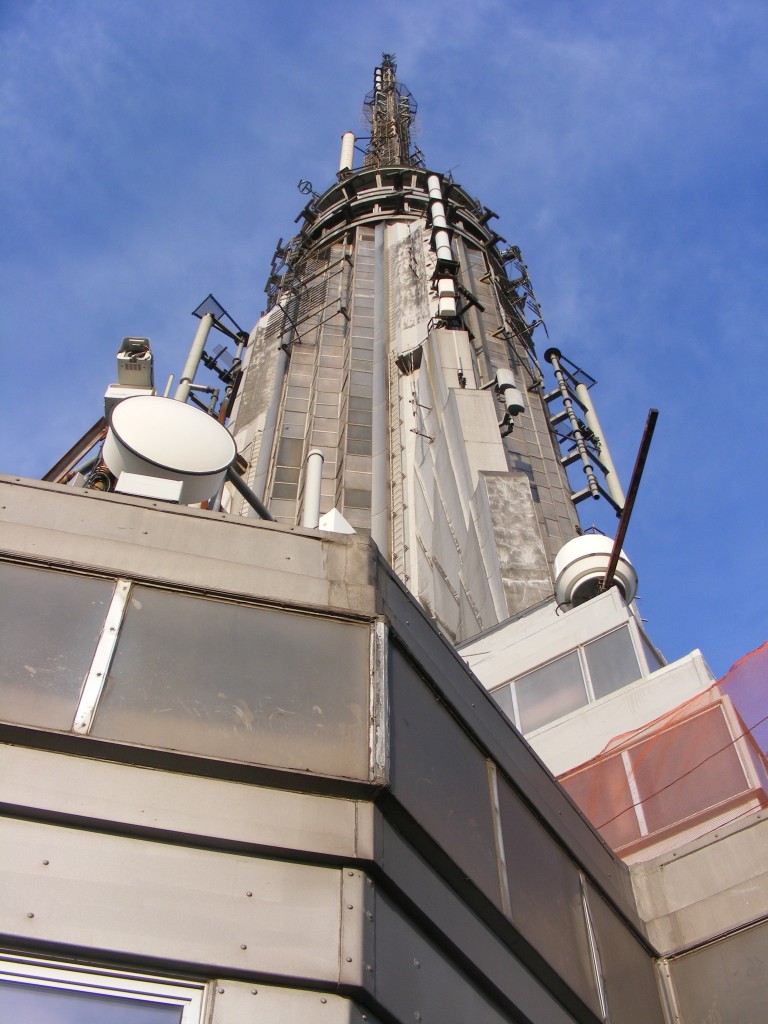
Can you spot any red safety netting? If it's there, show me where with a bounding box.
[558,641,768,862]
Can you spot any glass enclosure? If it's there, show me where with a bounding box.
[0,563,113,730]
[91,586,371,778]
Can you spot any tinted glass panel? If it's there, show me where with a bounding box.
[92,588,371,779]
[515,651,587,733]
[0,563,112,729]
[389,645,500,906]
[584,628,642,699]
[497,778,601,1014]
[639,630,664,671]
[0,982,182,1023]
[586,883,666,1024]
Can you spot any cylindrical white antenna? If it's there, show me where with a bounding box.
[574,382,625,508]
[174,313,215,403]
[496,367,525,416]
[339,131,355,173]
[427,175,453,263]
[302,448,324,528]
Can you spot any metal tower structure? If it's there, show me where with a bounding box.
[228,56,606,643]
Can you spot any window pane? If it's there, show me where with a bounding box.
[490,683,516,727]
[389,646,501,907]
[0,563,112,729]
[0,982,182,1023]
[584,628,642,699]
[91,588,371,779]
[639,630,664,671]
[497,780,602,1015]
[515,651,587,733]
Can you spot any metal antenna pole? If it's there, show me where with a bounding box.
[602,409,659,591]
[547,349,601,500]
[42,418,108,483]
[225,465,275,521]
[174,313,215,403]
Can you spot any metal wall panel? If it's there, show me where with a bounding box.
[372,889,512,1024]
[585,882,665,1024]
[0,477,378,619]
[373,815,581,1024]
[667,919,768,1023]
[210,979,378,1024]
[0,817,344,983]
[0,745,363,860]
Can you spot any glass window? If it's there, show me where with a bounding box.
[90,587,371,779]
[388,646,501,907]
[638,629,664,671]
[0,983,182,1022]
[490,683,515,726]
[272,482,298,499]
[347,439,372,456]
[0,563,113,730]
[276,436,304,467]
[0,959,204,1024]
[497,778,602,1015]
[514,651,587,733]
[345,488,371,509]
[584,627,642,699]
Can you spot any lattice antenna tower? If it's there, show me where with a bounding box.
[363,53,419,168]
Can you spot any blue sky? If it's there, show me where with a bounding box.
[1,0,766,678]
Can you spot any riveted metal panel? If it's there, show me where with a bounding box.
[373,814,580,1024]
[210,979,380,1024]
[338,869,375,993]
[0,477,377,618]
[0,817,343,983]
[371,888,512,1024]
[0,745,363,859]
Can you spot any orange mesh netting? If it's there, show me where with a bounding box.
[557,641,768,861]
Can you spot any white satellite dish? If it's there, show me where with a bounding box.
[103,396,236,504]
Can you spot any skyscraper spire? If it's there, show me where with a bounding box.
[228,58,596,642]
[363,53,421,168]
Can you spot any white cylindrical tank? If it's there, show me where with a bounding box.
[553,535,638,607]
[103,395,237,505]
[339,131,355,173]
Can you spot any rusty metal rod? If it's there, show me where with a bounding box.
[42,417,108,483]
[602,408,658,592]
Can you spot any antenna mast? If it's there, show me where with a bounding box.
[363,53,419,168]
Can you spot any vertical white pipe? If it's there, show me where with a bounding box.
[427,174,454,263]
[575,382,626,507]
[339,131,355,173]
[174,313,214,403]
[302,449,324,528]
